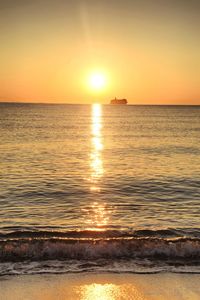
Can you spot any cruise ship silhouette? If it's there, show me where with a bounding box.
[110,97,128,105]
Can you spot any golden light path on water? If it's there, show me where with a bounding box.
[83,104,110,228]
[78,283,145,300]
[90,103,104,186]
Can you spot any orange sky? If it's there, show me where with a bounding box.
[0,0,200,104]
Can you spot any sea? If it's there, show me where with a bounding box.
[0,102,200,276]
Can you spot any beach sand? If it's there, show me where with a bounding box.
[1,273,200,300]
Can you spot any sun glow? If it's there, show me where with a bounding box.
[88,72,107,91]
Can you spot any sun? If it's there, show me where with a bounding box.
[88,72,107,91]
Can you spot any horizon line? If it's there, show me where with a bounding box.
[0,101,200,106]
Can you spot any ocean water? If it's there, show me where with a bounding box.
[0,103,200,275]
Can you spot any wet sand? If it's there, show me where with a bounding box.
[1,273,200,300]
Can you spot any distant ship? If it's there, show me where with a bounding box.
[110,97,128,105]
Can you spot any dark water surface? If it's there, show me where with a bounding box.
[0,103,200,275]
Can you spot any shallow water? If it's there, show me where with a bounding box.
[0,103,200,275]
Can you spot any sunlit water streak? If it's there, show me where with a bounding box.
[77,283,144,300]
[90,103,104,186]
[84,104,109,228]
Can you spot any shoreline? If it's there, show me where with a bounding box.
[1,272,200,300]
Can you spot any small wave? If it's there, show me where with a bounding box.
[1,227,199,239]
[1,259,200,276]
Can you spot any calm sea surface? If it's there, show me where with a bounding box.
[0,103,200,275]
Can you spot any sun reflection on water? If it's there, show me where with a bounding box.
[82,104,110,229]
[78,283,145,300]
[90,104,104,184]
[82,202,109,228]
[79,284,120,300]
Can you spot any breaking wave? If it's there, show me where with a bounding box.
[1,230,200,262]
[0,229,200,275]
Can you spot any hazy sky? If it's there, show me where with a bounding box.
[0,0,200,104]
